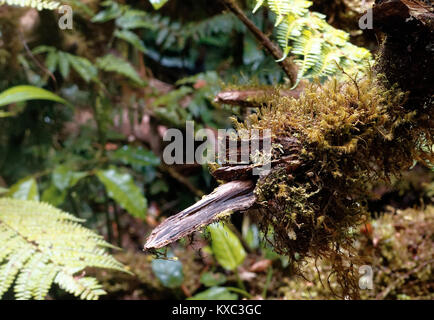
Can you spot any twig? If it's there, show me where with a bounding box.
[376,259,434,300]
[226,286,253,299]
[214,85,305,107]
[262,266,273,299]
[18,31,58,90]
[160,164,204,198]
[102,189,113,247]
[113,204,122,247]
[220,0,298,86]
[234,268,247,292]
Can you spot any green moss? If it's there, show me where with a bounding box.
[232,71,433,299]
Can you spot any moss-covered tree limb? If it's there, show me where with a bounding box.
[214,84,305,108]
[145,0,433,298]
[146,0,433,250]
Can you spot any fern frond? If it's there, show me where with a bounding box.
[254,0,372,85]
[0,199,128,300]
[292,30,323,85]
[0,0,61,10]
[268,0,311,25]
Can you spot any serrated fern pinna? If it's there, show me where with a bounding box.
[0,0,60,10]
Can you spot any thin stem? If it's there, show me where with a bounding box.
[103,189,113,246]
[226,286,253,299]
[234,268,247,292]
[262,266,273,299]
[105,208,113,246]
[67,192,81,219]
[18,30,58,90]
[113,204,122,247]
[160,163,204,198]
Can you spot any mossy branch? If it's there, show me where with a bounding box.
[214,84,305,108]
[145,0,433,298]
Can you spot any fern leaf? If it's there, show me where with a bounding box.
[67,54,98,83]
[149,0,169,10]
[0,0,60,10]
[275,14,301,61]
[96,168,147,219]
[315,45,342,77]
[253,0,265,13]
[267,0,311,25]
[0,199,128,300]
[96,54,145,86]
[253,0,372,84]
[292,30,323,85]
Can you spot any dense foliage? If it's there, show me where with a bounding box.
[0,0,432,300]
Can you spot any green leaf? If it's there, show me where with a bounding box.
[200,272,227,287]
[31,45,55,55]
[252,0,265,13]
[45,50,58,73]
[115,29,147,53]
[67,54,98,83]
[91,2,122,23]
[252,0,372,86]
[41,184,67,207]
[115,10,155,30]
[96,168,147,219]
[149,179,169,195]
[96,54,144,85]
[244,223,260,250]
[58,52,70,79]
[0,86,67,108]
[0,198,128,300]
[63,0,95,17]
[208,222,246,271]
[188,287,238,300]
[41,166,87,206]
[0,111,14,118]
[7,178,39,201]
[151,256,184,288]
[149,0,169,10]
[111,146,160,167]
[53,166,71,190]
[52,165,87,191]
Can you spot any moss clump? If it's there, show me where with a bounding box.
[230,71,433,298]
[360,206,433,300]
[278,205,433,300]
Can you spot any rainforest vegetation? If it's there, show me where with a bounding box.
[0,0,432,300]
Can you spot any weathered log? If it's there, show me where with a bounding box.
[214,85,305,108]
[144,180,256,250]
